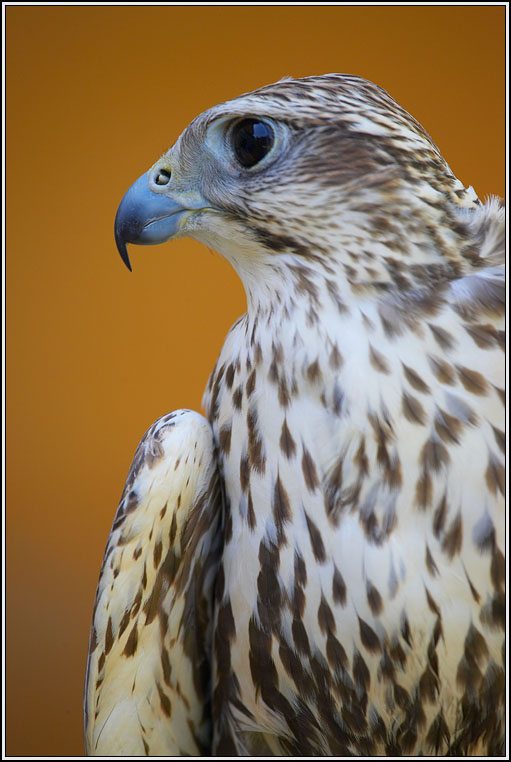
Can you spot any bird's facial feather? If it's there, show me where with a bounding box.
[117,73,481,288]
[154,74,466,241]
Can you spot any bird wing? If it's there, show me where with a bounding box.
[448,198,505,321]
[84,410,222,756]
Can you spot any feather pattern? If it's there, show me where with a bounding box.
[86,74,505,756]
[84,411,222,755]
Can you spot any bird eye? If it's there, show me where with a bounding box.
[231,119,275,168]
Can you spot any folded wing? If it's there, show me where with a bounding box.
[84,410,222,755]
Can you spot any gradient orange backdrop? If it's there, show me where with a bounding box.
[6,5,505,757]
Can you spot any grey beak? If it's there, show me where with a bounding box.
[114,172,188,271]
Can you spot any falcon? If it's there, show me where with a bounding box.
[84,74,505,756]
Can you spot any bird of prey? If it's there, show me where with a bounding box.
[84,74,505,756]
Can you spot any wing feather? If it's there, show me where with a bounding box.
[84,410,222,756]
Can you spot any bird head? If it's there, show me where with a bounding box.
[115,74,479,298]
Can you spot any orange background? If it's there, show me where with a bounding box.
[6,5,505,757]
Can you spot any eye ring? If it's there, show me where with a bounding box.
[230,118,275,169]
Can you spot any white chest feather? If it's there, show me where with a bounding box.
[204,289,504,755]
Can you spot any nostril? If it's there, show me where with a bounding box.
[154,168,171,186]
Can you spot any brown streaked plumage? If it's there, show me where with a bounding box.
[86,74,505,755]
[84,411,222,755]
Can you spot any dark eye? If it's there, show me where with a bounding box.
[231,119,274,168]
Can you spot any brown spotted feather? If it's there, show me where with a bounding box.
[84,411,222,755]
[88,73,505,756]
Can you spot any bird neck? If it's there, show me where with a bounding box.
[218,179,480,321]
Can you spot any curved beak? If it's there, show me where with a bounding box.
[114,171,198,271]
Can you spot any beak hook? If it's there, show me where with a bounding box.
[115,237,133,272]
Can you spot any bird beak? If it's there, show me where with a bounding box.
[114,171,204,271]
